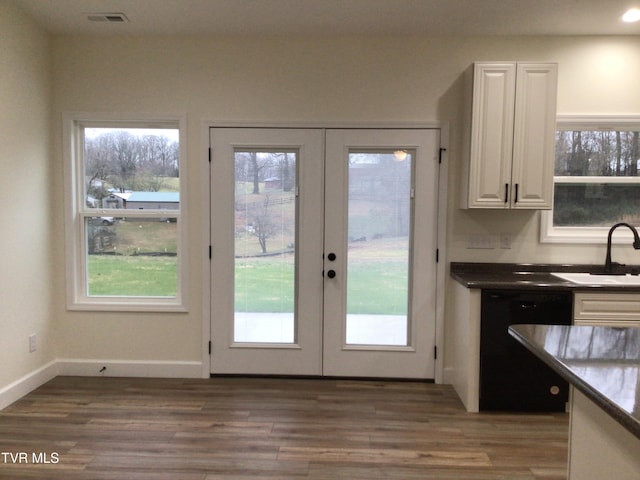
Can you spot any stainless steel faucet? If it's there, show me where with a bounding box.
[603,222,640,274]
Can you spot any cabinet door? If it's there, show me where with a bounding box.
[466,63,516,208]
[573,292,640,327]
[510,63,557,209]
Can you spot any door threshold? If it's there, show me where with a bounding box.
[210,373,434,383]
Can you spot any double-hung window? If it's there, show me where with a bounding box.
[64,114,187,311]
[541,116,640,243]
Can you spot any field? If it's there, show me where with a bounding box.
[87,220,178,296]
[89,236,407,313]
[87,181,408,311]
[88,255,177,296]
[235,238,408,315]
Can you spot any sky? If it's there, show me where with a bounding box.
[85,128,179,142]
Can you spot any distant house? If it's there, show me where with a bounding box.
[102,191,179,210]
[125,192,180,210]
[264,177,281,190]
[102,192,131,209]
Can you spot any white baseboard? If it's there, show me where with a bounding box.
[0,360,58,411]
[56,359,204,378]
[0,359,204,411]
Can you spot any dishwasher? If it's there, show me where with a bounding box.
[479,289,572,411]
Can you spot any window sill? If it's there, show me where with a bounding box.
[540,211,637,244]
[67,299,188,313]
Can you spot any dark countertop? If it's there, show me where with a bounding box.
[451,262,640,291]
[509,324,640,439]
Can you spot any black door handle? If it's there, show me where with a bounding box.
[327,269,336,278]
[327,253,336,261]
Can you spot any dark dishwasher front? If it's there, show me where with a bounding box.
[480,289,572,412]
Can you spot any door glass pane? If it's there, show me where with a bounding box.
[346,150,413,346]
[234,150,297,343]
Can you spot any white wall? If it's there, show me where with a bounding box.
[48,34,640,371]
[0,1,55,403]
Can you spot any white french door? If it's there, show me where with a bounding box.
[322,129,439,378]
[209,127,440,378]
[210,128,324,375]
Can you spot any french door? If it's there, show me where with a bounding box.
[210,127,440,378]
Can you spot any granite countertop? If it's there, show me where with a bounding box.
[509,324,640,439]
[451,262,640,291]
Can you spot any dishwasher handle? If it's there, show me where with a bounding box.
[519,302,538,310]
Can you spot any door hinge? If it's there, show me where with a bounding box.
[434,346,438,360]
[208,147,211,163]
[439,147,447,164]
[208,341,212,355]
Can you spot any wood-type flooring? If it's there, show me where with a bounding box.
[0,376,569,479]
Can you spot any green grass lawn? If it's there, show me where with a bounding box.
[88,255,177,296]
[235,260,295,312]
[235,257,407,315]
[347,262,408,315]
[88,236,408,314]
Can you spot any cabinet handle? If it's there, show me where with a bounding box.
[504,184,509,203]
[515,184,519,203]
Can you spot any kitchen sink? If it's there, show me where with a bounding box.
[551,272,640,285]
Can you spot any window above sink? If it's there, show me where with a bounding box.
[541,116,640,245]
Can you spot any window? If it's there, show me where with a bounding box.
[541,116,640,243]
[64,114,187,311]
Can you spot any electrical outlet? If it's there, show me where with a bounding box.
[29,334,36,353]
[500,233,513,249]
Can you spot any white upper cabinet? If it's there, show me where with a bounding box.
[462,62,558,209]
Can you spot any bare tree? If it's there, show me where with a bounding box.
[249,152,265,194]
[631,132,640,176]
[249,194,281,254]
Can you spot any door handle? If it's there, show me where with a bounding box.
[326,269,336,279]
[327,253,336,261]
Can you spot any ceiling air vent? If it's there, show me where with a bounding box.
[87,13,129,23]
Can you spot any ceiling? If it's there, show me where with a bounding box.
[10,0,640,36]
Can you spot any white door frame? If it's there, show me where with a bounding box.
[200,122,448,382]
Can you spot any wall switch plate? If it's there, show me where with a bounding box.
[29,334,36,353]
[467,234,496,249]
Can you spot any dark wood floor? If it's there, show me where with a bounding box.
[0,376,568,479]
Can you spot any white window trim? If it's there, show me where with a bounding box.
[541,115,640,245]
[63,112,188,312]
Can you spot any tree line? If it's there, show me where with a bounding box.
[555,130,640,177]
[85,131,179,205]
